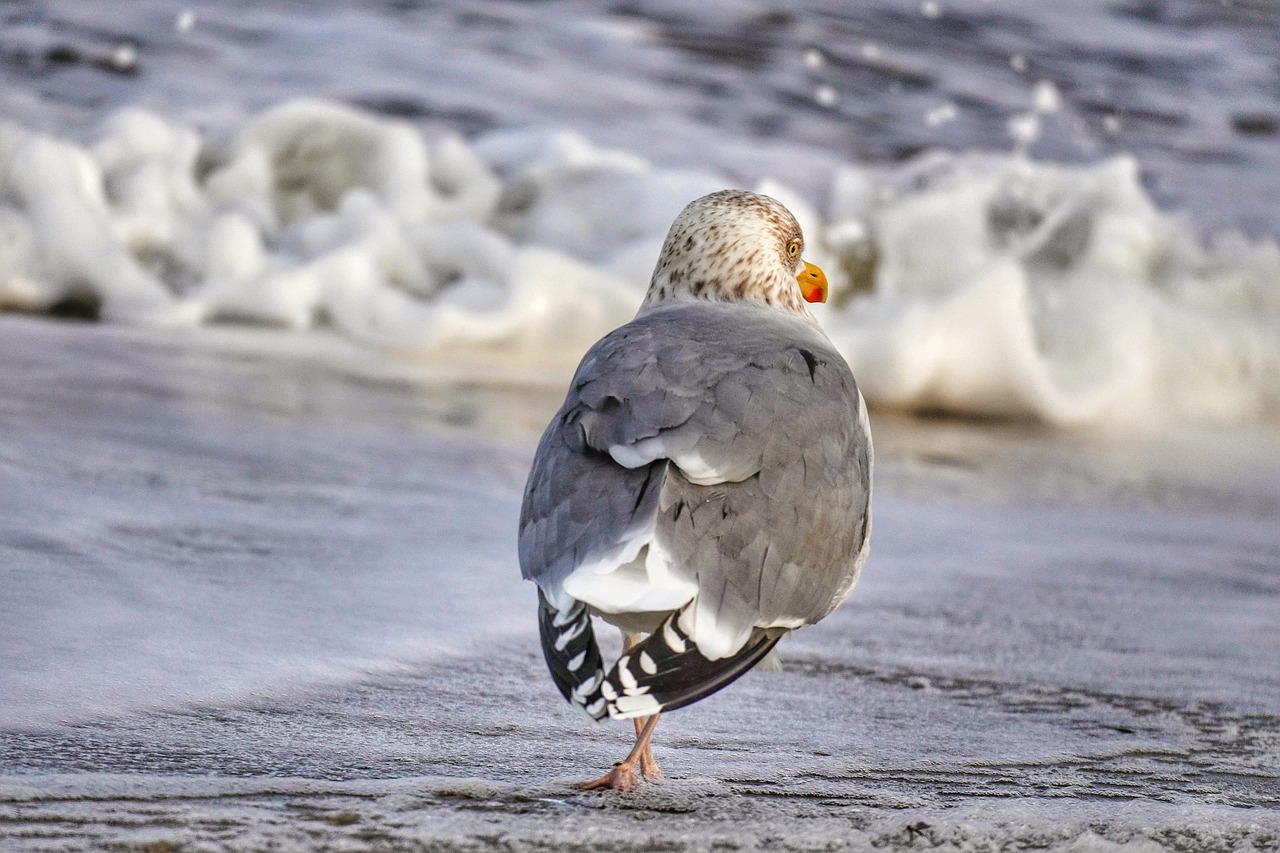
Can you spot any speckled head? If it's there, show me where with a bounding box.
[640,189,826,316]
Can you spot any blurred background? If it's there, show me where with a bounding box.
[1,0,1278,428]
[2,2,1279,847]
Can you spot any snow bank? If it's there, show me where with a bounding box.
[1,99,1277,425]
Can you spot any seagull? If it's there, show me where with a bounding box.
[518,189,873,791]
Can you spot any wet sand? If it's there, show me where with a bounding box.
[1,316,1278,851]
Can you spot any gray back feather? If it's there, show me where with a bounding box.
[519,301,871,642]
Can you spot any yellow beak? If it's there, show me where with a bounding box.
[797,260,828,304]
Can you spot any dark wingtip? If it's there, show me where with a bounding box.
[537,591,609,720]
[601,616,782,719]
[539,594,782,722]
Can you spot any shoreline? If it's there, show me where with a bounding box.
[1,314,1277,849]
[3,771,1277,851]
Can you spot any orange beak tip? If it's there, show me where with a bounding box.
[798,261,828,304]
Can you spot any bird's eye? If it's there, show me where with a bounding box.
[787,240,800,258]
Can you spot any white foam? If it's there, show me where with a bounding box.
[0,124,191,323]
[0,100,1277,427]
[825,153,1280,426]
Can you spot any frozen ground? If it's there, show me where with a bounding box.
[2,314,1278,851]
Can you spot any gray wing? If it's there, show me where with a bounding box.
[518,302,872,658]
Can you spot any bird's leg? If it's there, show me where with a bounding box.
[574,714,661,792]
[621,632,663,779]
[632,711,664,779]
[573,632,664,791]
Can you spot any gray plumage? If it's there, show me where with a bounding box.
[518,189,872,725]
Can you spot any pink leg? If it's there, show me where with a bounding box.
[574,632,664,790]
[574,714,661,792]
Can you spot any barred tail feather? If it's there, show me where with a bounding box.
[537,591,609,720]
[600,615,782,720]
[539,595,782,722]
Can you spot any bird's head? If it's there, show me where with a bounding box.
[641,190,828,315]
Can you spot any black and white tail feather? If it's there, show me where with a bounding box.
[537,591,781,721]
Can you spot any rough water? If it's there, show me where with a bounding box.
[2,1,1279,849]
[2,0,1279,426]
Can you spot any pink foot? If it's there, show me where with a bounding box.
[574,762,639,792]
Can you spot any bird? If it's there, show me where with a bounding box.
[518,189,873,791]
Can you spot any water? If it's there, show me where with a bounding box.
[2,0,1278,426]
[2,2,1279,848]
[5,1,1279,234]
[1,314,1277,848]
